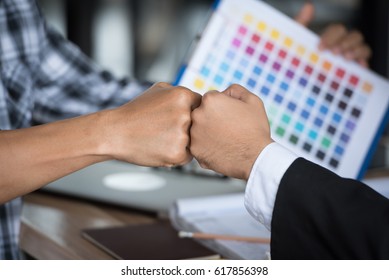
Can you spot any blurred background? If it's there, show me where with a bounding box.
[37,0,389,171]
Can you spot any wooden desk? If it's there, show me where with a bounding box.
[20,192,156,260]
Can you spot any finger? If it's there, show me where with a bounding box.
[222,84,256,102]
[154,82,172,89]
[358,59,369,68]
[176,150,193,166]
[353,45,372,65]
[294,1,315,27]
[175,86,202,110]
[338,30,363,55]
[190,91,202,110]
[319,24,347,51]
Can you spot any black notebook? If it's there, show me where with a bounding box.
[82,222,219,260]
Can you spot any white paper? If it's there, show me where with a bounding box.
[363,177,389,199]
[170,193,271,260]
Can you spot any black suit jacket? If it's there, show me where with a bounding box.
[271,158,389,259]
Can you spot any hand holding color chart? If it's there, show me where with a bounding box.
[177,0,389,179]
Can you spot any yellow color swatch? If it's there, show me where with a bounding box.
[244,14,253,24]
[283,37,293,48]
[297,45,306,56]
[271,29,280,40]
[194,78,205,90]
[310,53,319,64]
[257,21,267,32]
[363,82,373,93]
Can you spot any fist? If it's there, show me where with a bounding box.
[108,82,201,167]
[190,84,273,180]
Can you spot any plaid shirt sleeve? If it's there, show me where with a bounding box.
[32,9,150,124]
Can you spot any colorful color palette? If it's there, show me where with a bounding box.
[177,0,389,179]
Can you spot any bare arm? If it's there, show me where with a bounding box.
[0,83,201,204]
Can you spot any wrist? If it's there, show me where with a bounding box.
[243,139,274,181]
[89,109,120,160]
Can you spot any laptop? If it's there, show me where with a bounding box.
[42,160,245,214]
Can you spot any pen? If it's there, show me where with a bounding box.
[178,231,270,244]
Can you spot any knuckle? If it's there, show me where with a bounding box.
[176,111,191,127]
[166,148,184,164]
[202,91,217,104]
[191,108,201,122]
[154,82,170,88]
[168,147,190,166]
[365,46,372,57]
[353,31,363,41]
[175,86,192,97]
[334,24,347,34]
[174,87,196,105]
[229,83,244,91]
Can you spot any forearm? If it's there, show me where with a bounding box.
[0,110,112,203]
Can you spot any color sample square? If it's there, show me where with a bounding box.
[238,25,247,35]
[271,29,280,40]
[336,68,345,79]
[363,82,373,93]
[252,33,260,43]
[253,66,262,75]
[305,65,313,75]
[283,37,293,47]
[309,53,319,63]
[244,14,253,24]
[257,21,267,32]
[322,61,332,71]
[246,46,255,55]
[278,49,287,59]
[349,75,359,86]
[247,78,256,88]
[194,78,205,89]
[265,42,274,51]
[232,38,241,48]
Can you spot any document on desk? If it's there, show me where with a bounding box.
[169,193,270,260]
[363,177,389,199]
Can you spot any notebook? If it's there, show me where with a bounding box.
[176,0,389,180]
[82,222,220,260]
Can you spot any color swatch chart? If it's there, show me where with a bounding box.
[178,0,389,179]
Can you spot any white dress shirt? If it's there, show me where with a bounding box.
[244,142,298,230]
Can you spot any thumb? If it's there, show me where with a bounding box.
[222,84,255,103]
[294,1,315,27]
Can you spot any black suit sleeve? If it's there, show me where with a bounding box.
[270,158,389,259]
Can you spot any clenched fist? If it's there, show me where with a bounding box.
[106,82,201,167]
[190,84,273,180]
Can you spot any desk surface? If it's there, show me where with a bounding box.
[20,192,156,260]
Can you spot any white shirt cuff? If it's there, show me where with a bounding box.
[244,142,298,231]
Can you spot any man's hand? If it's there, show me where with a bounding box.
[190,84,273,181]
[107,82,201,167]
[295,1,371,67]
